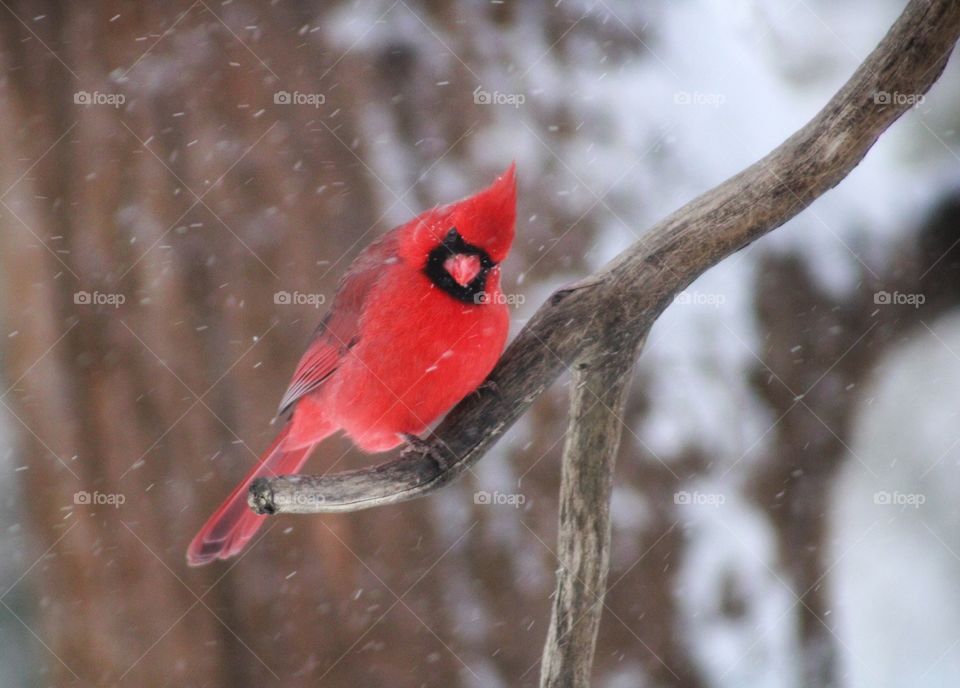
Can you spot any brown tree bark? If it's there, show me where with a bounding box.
[0,2,468,685]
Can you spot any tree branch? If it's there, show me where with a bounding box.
[251,0,960,517]
[539,334,645,687]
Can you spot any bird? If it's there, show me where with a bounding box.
[187,164,517,566]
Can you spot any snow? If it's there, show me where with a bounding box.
[675,492,801,688]
[832,311,960,687]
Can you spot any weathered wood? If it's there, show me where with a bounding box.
[540,332,645,688]
[251,0,960,516]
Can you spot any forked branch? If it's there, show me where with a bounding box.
[250,0,960,517]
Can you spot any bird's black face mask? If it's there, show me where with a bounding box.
[424,227,495,304]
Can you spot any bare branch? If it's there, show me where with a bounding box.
[539,335,645,687]
[250,0,960,515]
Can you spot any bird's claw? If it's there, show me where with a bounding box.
[477,379,501,397]
[402,433,433,454]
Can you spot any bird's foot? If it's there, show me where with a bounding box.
[477,378,501,397]
[401,433,433,454]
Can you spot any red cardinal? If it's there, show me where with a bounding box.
[187,164,517,566]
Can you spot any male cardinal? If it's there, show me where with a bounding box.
[187,164,517,566]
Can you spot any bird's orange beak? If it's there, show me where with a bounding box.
[443,254,482,286]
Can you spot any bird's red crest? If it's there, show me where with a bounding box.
[399,163,517,267]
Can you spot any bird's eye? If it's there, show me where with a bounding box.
[445,227,459,242]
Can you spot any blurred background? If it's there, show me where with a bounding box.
[0,0,959,686]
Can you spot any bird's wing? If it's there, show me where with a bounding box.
[276,229,402,415]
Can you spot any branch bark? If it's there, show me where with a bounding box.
[250,0,960,517]
[540,335,645,687]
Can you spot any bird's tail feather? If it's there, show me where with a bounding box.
[187,424,329,566]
